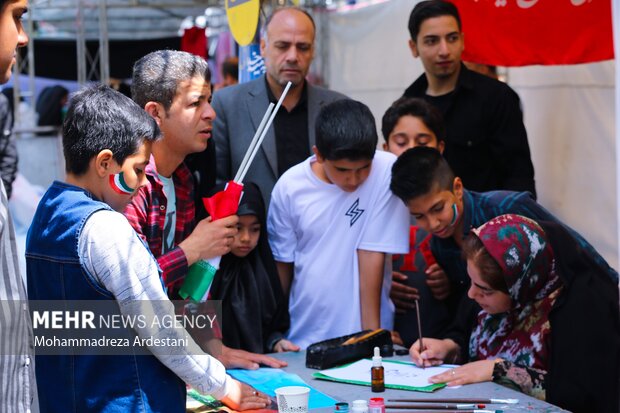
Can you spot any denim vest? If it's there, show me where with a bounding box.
[26,181,185,413]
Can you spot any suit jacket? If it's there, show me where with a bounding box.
[211,75,347,206]
[404,63,537,198]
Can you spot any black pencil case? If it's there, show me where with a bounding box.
[305,329,392,370]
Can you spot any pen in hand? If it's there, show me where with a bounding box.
[414,298,424,369]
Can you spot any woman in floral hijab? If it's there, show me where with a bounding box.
[410,214,563,398]
[410,214,619,412]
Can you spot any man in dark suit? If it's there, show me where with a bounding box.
[210,7,347,206]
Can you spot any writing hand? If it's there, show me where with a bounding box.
[409,338,459,368]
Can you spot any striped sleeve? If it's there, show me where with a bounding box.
[0,180,35,412]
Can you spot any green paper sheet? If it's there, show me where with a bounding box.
[313,358,449,392]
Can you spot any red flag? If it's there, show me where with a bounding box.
[181,26,207,59]
[202,181,244,220]
[453,0,614,66]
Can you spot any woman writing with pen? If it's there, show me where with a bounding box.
[409,214,619,413]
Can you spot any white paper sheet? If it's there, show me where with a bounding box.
[319,359,456,388]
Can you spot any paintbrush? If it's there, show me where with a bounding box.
[386,404,484,410]
[414,298,424,368]
[387,410,500,413]
[387,399,518,404]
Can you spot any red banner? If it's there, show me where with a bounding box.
[181,27,207,59]
[453,0,614,66]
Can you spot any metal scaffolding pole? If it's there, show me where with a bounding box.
[76,0,87,86]
[316,5,329,88]
[26,12,36,107]
[12,59,21,127]
[98,0,110,85]
[12,2,37,133]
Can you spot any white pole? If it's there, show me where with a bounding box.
[234,103,275,182]
[237,81,292,183]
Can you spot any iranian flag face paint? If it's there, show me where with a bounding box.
[109,172,134,195]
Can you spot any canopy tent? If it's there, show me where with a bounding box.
[326,0,619,271]
[11,0,620,271]
[16,0,229,84]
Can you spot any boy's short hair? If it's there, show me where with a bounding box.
[408,0,461,42]
[131,50,211,111]
[63,84,160,175]
[381,97,446,142]
[390,146,454,203]
[315,99,377,161]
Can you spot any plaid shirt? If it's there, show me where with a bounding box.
[124,156,196,292]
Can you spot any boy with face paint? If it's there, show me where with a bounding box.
[27,85,267,412]
[390,147,618,311]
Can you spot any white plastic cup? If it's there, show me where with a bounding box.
[275,386,310,413]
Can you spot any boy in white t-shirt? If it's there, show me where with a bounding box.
[267,99,409,348]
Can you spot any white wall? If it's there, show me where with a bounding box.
[509,62,617,269]
[327,0,422,140]
[327,0,618,269]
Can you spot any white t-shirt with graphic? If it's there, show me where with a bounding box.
[267,151,409,348]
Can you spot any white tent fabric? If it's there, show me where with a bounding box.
[327,0,618,269]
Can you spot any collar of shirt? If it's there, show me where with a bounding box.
[145,155,193,189]
[265,76,308,112]
[406,62,475,97]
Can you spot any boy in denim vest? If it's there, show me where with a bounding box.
[26,85,267,412]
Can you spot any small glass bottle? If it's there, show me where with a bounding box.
[371,346,385,392]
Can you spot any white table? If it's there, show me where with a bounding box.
[272,351,569,413]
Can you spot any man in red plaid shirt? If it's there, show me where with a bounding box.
[124,50,286,370]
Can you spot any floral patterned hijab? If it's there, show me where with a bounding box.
[469,214,563,370]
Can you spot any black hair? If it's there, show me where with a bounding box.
[131,50,211,111]
[408,0,461,42]
[381,97,446,142]
[63,84,160,175]
[390,146,454,203]
[36,85,69,128]
[315,99,377,161]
